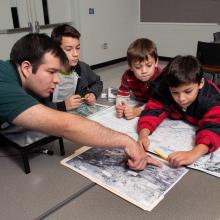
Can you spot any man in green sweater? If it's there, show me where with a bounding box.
[0,33,160,170]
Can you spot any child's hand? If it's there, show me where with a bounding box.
[138,128,151,151]
[168,144,208,167]
[124,106,142,120]
[65,95,81,110]
[84,93,96,105]
[168,151,199,167]
[115,103,126,118]
[138,135,150,151]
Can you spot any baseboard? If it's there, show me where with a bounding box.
[91,57,127,70]
[91,56,172,70]
[159,56,172,62]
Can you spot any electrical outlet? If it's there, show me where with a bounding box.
[89,8,95,14]
[102,43,108,49]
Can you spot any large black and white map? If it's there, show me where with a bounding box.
[61,146,188,211]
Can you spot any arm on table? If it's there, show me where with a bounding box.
[13,104,159,170]
[168,105,220,167]
[168,144,208,167]
[138,128,151,150]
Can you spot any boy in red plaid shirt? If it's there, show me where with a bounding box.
[116,38,162,119]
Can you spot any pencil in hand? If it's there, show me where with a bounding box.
[81,97,87,101]
[154,149,168,161]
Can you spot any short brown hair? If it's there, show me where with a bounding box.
[10,33,68,73]
[165,55,203,87]
[127,38,158,66]
[51,24,81,45]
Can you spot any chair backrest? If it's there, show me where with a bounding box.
[196,41,220,66]
[213,32,220,42]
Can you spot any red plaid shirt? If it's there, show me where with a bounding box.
[117,66,162,102]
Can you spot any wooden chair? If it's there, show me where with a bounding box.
[0,126,65,174]
[196,41,220,87]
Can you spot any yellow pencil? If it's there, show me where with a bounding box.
[154,149,168,161]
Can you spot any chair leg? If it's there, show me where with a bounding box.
[59,138,65,156]
[21,152,31,174]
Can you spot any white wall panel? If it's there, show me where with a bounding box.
[0,0,14,29]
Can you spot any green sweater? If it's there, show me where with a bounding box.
[0,60,38,123]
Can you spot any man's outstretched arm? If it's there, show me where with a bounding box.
[13,104,160,170]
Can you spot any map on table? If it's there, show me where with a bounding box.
[68,103,109,117]
[61,146,188,211]
[188,148,220,178]
[89,106,220,178]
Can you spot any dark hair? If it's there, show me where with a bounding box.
[164,55,203,87]
[10,33,68,73]
[51,24,81,45]
[127,38,158,66]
